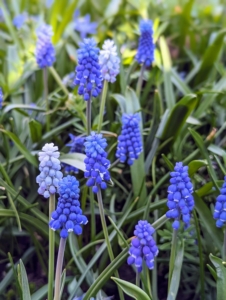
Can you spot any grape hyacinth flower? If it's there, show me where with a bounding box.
[116,113,143,166]
[13,12,28,29]
[74,11,97,40]
[166,162,194,230]
[49,175,88,238]
[74,38,102,101]
[35,24,55,69]
[127,220,159,273]
[36,143,63,198]
[64,134,85,174]
[99,40,120,83]
[84,132,111,193]
[0,88,3,108]
[135,19,155,67]
[213,176,226,227]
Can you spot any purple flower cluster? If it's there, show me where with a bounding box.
[214,177,226,227]
[127,220,159,273]
[136,20,155,67]
[116,113,143,165]
[84,132,111,193]
[36,143,63,198]
[166,162,194,230]
[35,24,55,68]
[74,38,102,101]
[49,175,88,238]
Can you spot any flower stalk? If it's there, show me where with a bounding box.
[48,193,55,300]
[97,80,108,133]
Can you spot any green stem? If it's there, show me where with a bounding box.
[136,64,146,99]
[54,238,67,300]
[43,68,50,132]
[168,228,178,290]
[86,99,92,135]
[136,272,140,287]
[193,210,205,300]
[90,187,96,241]
[224,229,226,262]
[152,199,158,300]
[49,66,69,96]
[96,189,125,300]
[97,80,108,133]
[48,194,55,300]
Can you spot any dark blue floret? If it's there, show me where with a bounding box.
[35,24,55,69]
[127,220,159,273]
[74,38,102,101]
[0,88,3,108]
[49,175,88,238]
[166,162,194,230]
[116,113,143,166]
[63,134,85,174]
[84,132,111,193]
[213,176,226,228]
[135,20,155,67]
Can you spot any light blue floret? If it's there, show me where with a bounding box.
[49,175,88,238]
[166,162,194,229]
[127,220,158,273]
[84,132,111,193]
[0,88,3,108]
[35,24,55,68]
[116,113,143,165]
[13,12,28,29]
[36,143,63,198]
[74,12,97,40]
[74,38,102,101]
[213,176,226,228]
[135,19,155,67]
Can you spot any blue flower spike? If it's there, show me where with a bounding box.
[166,162,194,230]
[127,220,159,273]
[74,38,102,101]
[99,40,120,83]
[36,143,63,198]
[35,24,55,69]
[116,113,143,166]
[49,175,88,239]
[213,176,226,228]
[84,132,111,193]
[0,88,3,108]
[136,19,155,67]
[64,134,85,174]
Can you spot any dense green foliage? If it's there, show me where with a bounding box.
[0,0,226,299]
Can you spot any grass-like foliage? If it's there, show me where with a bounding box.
[0,0,226,300]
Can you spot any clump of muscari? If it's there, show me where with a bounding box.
[36,143,63,198]
[64,134,85,174]
[99,40,120,83]
[13,12,28,29]
[84,132,111,193]
[135,19,155,67]
[49,175,88,238]
[127,220,159,273]
[74,38,102,101]
[213,176,226,227]
[74,11,97,40]
[166,162,194,230]
[116,113,143,165]
[35,24,55,68]
[0,88,3,108]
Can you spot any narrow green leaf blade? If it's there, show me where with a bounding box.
[19,260,31,300]
[112,277,151,300]
[209,254,226,300]
[60,153,86,172]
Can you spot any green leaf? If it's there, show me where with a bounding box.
[161,94,197,143]
[60,269,66,299]
[60,153,86,172]
[29,120,42,143]
[0,129,38,167]
[105,0,122,19]
[3,104,45,113]
[111,277,151,300]
[207,264,217,281]
[111,93,127,113]
[188,160,208,177]
[161,154,174,171]
[18,260,31,300]
[167,240,184,300]
[194,193,223,251]
[209,254,226,300]
[195,29,226,84]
